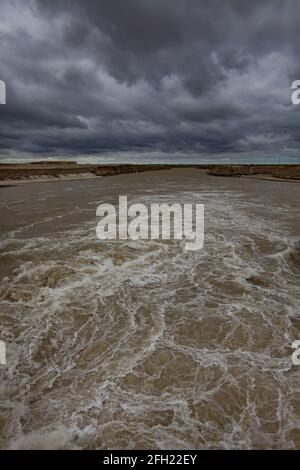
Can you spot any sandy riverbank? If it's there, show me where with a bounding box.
[0,161,299,185]
[0,162,175,185]
[206,164,300,180]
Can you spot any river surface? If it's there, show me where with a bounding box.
[0,169,299,449]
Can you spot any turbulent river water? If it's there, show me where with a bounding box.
[0,169,299,449]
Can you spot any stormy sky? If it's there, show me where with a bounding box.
[0,0,300,162]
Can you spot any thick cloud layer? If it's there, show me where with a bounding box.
[0,0,299,161]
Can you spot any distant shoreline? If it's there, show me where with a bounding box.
[0,161,299,185]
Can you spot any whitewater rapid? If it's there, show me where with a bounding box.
[0,169,299,449]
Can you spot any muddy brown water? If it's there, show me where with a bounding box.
[0,169,299,449]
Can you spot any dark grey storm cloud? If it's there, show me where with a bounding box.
[0,0,300,161]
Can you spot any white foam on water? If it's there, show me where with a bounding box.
[0,183,299,449]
